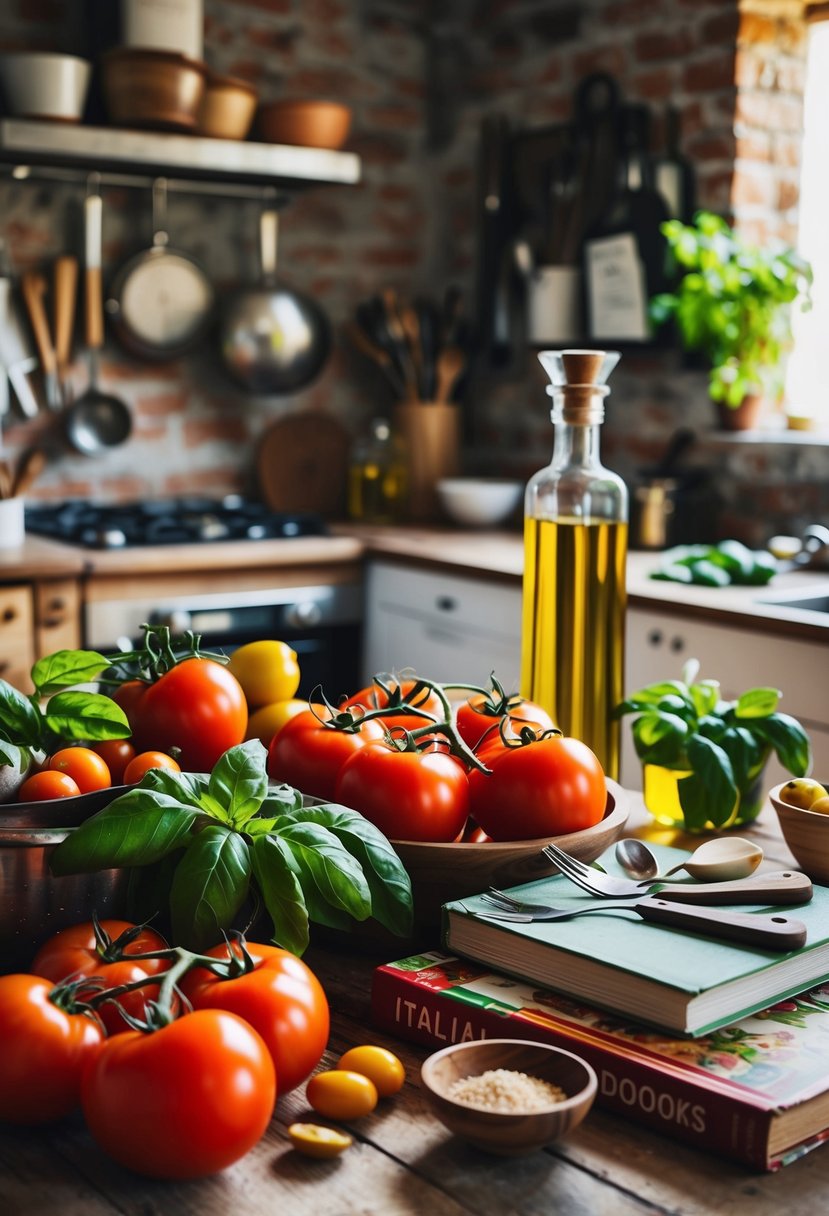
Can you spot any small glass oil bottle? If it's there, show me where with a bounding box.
[521,350,628,779]
[347,417,408,524]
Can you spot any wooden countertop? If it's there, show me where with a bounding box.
[2,795,828,1214]
[5,521,829,641]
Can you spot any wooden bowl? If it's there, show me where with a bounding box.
[101,48,207,132]
[393,779,628,923]
[421,1038,597,1156]
[258,100,352,149]
[769,780,829,883]
[198,70,258,140]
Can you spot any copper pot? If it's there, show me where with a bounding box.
[101,47,207,132]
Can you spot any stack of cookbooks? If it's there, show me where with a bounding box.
[371,846,829,1170]
[372,950,829,1171]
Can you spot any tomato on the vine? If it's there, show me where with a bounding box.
[344,677,445,733]
[0,974,104,1124]
[336,742,469,842]
[468,735,606,840]
[81,1009,275,1179]
[268,706,385,801]
[119,658,247,772]
[179,941,329,1097]
[48,747,112,793]
[32,919,175,1035]
[456,694,555,752]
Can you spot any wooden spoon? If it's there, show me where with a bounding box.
[12,447,47,497]
[434,345,465,404]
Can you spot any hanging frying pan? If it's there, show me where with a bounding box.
[219,206,332,395]
[107,177,214,361]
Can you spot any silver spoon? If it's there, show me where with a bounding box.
[615,837,764,884]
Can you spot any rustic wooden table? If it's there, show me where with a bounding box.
[3,799,829,1215]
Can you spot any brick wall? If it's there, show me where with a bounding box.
[0,0,826,542]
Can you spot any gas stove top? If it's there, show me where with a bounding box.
[25,496,329,550]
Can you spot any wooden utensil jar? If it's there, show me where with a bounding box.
[392,402,460,522]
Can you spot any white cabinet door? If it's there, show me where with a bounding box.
[623,608,829,788]
[362,562,522,691]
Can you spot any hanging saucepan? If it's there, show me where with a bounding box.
[106,177,214,361]
[219,206,331,394]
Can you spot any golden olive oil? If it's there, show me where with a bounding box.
[521,516,627,778]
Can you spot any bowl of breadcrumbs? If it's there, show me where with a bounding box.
[420,1038,597,1155]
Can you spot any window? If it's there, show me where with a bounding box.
[785,19,829,433]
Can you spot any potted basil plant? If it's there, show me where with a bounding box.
[614,659,811,833]
[650,211,812,427]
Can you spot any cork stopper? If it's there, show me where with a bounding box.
[538,349,620,424]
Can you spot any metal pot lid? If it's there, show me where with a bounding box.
[112,247,214,349]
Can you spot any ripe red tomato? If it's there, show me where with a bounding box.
[179,942,329,1096]
[0,974,104,1124]
[81,1009,275,1179]
[456,694,555,752]
[336,742,469,842]
[268,706,385,801]
[468,735,607,840]
[48,747,112,793]
[31,920,175,1036]
[18,770,81,801]
[122,658,247,772]
[123,750,182,785]
[91,739,136,784]
[343,677,445,732]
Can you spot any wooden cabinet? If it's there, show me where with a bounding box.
[623,607,829,788]
[362,561,522,689]
[0,585,35,692]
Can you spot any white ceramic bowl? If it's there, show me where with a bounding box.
[0,52,92,122]
[436,478,523,528]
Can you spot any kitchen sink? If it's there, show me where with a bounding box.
[756,592,829,615]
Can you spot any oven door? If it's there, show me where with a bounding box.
[85,583,364,703]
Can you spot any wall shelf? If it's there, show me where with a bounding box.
[0,119,361,198]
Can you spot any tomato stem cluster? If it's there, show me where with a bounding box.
[100,623,230,687]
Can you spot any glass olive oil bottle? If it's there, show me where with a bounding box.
[521,350,627,778]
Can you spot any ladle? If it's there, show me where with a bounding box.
[615,836,764,884]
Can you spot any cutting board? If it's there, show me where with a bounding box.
[256,412,351,518]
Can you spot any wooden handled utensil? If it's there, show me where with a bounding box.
[434,345,465,404]
[53,255,78,398]
[21,271,61,410]
[12,447,47,497]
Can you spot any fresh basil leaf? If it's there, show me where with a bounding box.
[31,649,112,697]
[717,726,756,789]
[284,803,413,937]
[141,767,210,808]
[169,825,251,951]
[244,817,279,837]
[627,680,689,705]
[655,694,693,717]
[735,687,781,719]
[260,782,304,815]
[50,792,199,874]
[682,735,738,829]
[43,691,130,742]
[125,852,183,926]
[689,679,719,717]
[0,683,42,749]
[631,712,688,765]
[209,740,268,827]
[251,834,310,956]
[696,714,728,742]
[276,821,372,924]
[751,712,811,777]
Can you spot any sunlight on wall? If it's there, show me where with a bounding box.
[786,21,829,430]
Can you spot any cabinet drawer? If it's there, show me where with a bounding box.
[0,585,35,692]
[363,562,522,688]
[34,579,81,657]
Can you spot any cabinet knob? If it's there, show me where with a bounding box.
[647,629,663,647]
[669,635,685,654]
[1,606,16,624]
[436,596,458,613]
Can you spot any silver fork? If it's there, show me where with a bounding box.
[540,844,813,905]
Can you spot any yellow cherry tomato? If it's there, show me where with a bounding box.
[306,1069,378,1120]
[337,1045,405,1097]
[245,699,308,746]
[227,640,301,708]
[288,1122,352,1158]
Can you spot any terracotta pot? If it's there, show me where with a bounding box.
[716,393,764,431]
